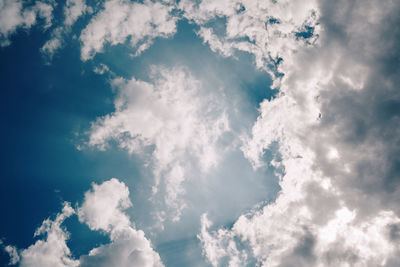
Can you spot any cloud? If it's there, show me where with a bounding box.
[79,0,177,61]
[180,0,319,76]
[77,178,132,232]
[3,244,20,265]
[64,0,87,27]
[0,0,55,47]
[78,178,164,267]
[198,214,247,267]
[193,0,400,266]
[3,179,162,267]
[41,0,87,61]
[17,202,79,267]
[87,67,230,223]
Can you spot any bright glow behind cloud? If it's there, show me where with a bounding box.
[88,67,230,223]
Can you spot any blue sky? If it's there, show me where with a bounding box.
[1,0,400,266]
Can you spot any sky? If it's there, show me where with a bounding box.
[0,0,400,266]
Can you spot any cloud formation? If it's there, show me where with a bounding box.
[15,203,78,267]
[78,178,163,267]
[3,179,162,267]
[194,0,400,266]
[79,0,177,61]
[3,0,400,266]
[0,0,54,47]
[41,0,87,61]
[88,67,230,223]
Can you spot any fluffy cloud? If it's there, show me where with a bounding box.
[3,179,162,267]
[88,67,230,223]
[78,178,163,267]
[17,202,79,267]
[195,0,400,266]
[79,0,177,61]
[180,0,319,77]
[0,0,54,47]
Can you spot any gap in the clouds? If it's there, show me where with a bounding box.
[203,16,228,37]
[64,215,110,260]
[85,18,282,265]
[156,236,210,267]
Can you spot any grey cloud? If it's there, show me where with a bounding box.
[307,0,400,219]
[195,0,400,266]
[279,228,316,267]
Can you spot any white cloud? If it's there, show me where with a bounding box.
[3,179,163,267]
[64,0,87,27]
[93,63,111,75]
[88,67,230,223]
[79,0,177,61]
[181,0,319,77]
[78,178,164,267]
[41,0,87,61]
[0,0,55,47]
[193,0,400,266]
[198,214,247,267]
[78,178,132,232]
[4,245,20,265]
[17,202,79,267]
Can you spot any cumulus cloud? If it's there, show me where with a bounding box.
[87,67,230,223]
[3,179,162,267]
[78,178,163,267]
[79,0,177,61]
[180,0,319,78]
[0,0,55,47]
[194,0,400,266]
[16,202,79,267]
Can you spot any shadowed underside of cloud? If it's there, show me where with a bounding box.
[193,0,400,266]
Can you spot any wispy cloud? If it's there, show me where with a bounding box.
[0,0,55,47]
